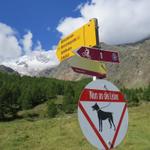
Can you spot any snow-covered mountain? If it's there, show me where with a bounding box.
[2,50,59,76]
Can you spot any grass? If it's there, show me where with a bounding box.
[18,95,64,119]
[116,103,150,150]
[0,103,150,150]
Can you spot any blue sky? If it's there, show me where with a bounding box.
[0,0,150,62]
[0,0,150,74]
[0,0,87,50]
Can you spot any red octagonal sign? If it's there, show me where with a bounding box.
[78,80,128,150]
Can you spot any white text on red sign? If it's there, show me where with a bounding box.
[80,89,126,102]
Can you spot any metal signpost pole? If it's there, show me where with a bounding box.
[56,18,125,150]
[93,19,102,150]
[92,18,100,81]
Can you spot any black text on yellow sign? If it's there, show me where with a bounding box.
[56,19,98,62]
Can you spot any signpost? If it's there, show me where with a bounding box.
[56,19,99,62]
[55,17,127,149]
[68,55,107,78]
[78,79,128,150]
[74,46,120,63]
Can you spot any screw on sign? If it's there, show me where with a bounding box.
[78,80,128,150]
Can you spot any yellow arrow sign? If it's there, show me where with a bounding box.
[56,19,98,62]
[68,55,107,78]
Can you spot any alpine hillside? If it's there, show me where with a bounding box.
[46,39,150,88]
[1,39,150,88]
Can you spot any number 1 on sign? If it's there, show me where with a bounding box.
[100,52,103,59]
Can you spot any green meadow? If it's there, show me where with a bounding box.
[0,103,150,150]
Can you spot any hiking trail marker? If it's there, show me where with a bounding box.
[78,79,128,150]
[74,46,120,63]
[56,19,99,62]
[68,55,107,78]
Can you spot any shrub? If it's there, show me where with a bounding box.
[47,101,57,118]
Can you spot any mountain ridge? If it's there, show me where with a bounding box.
[45,39,150,88]
[0,65,18,74]
[1,39,150,88]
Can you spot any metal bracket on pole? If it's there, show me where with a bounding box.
[90,18,100,81]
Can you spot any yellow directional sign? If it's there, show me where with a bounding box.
[68,55,107,78]
[56,19,99,62]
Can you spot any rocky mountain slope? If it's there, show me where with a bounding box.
[44,39,150,88]
[0,65,18,74]
[1,39,149,88]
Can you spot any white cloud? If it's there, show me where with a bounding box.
[21,31,33,54]
[0,23,22,61]
[34,41,43,51]
[57,0,150,45]
[57,17,87,37]
[0,22,59,75]
[74,3,84,12]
